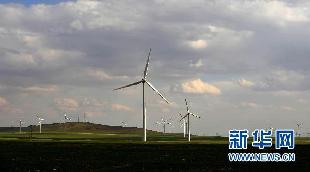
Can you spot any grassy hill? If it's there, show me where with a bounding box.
[0,122,160,134]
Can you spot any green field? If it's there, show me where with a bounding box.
[0,131,309,145]
[0,124,309,171]
[0,131,228,144]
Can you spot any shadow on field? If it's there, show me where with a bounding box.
[0,141,309,172]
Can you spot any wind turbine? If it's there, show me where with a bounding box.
[35,114,44,134]
[114,49,170,142]
[19,120,24,133]
[180,99,200,142]
[121,121,127,127]
[64,113,72,123]
[63,113,72,131]
[156,117,172,134]
[297,123,302,137]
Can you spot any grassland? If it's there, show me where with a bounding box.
[0,123,309,171]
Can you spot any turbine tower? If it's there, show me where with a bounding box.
[84,112,86,123]
[180,99,200,142]
[179,113,187,138]
[35,114,44,134]
[156,117,172,134]
[19,120,24,133]
[114,49,170,142]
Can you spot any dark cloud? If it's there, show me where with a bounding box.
[0,0,309,135]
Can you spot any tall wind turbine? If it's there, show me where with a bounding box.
[156,117,172,134]
[114,49,170,142]
[180,99,200,142]
[35,114,44,134]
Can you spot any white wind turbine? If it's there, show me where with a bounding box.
[64,113,72,123]
[19,120,24,133]
[296,123,302,137]
[180,99,200,142]
[156,117,172,134]
[35,114,44,134]
[114,49,170,142]
[121,121,127,127]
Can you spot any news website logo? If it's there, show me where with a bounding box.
[228,129,295,162]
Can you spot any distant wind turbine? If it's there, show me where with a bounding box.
[19,120,24,133]
[297,123,302,137]
[84,112,87,123]
[156,117,172,134]
[114,49,170,142]
[64,113,72,123]
[180,99,200,142]
[35,114,44,134]
[121,121,127,127]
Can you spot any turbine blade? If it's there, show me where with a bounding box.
[143,48,151,79]
[191,113,200,119]
[179,114,188,121]
[145,80,169,104]
[185,99,189,113]
[114,80,142,90]
[179,113,183,117]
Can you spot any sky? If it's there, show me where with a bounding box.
[0,0,309,136]
[0,0,71,6]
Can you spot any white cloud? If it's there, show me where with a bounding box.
[280,106,295,111]
[272,90,299,97]
[240,102,258,108]
[86,68,128,81]
[22,35,42,47]
[70,20,83,30]
[190,58,203,68]
[238,78,254,88]
[111,103,133,112]
[21,85,58,93]
[188,39,207,49]
[229,1,308,26]
[87,68,112,80]
[181,79,221,95]
[0,96,8,107]
[261,1,308,23]
[55,98,79,111]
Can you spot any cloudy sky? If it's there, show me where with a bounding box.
[0,0,309,136]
